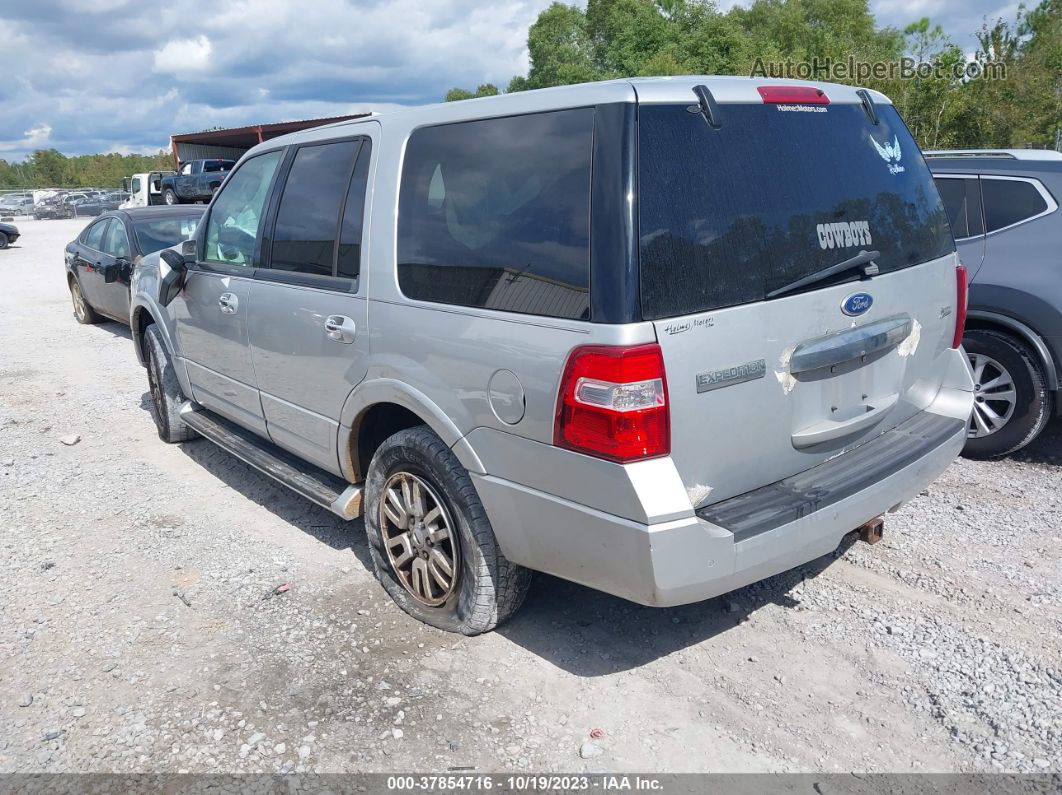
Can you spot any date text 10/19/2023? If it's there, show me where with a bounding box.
[386,775,665,791]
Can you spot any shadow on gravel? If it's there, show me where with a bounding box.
[1011,417,1062,466]
[501,534,858,676]
[90,319,133,340]
[164,426,374,571]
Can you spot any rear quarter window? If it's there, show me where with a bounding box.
[639,103,953,319]
[981,178,1050,233]
[397,108,594,320]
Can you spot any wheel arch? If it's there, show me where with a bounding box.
[339,381,484,483]
[965,311,1059,391]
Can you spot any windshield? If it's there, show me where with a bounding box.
[134,215,202,255]
[638,102,953,319]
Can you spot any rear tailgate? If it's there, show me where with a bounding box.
[637,87,959,507]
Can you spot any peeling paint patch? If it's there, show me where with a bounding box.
[686,483,713,509]
[775,346,797,394]
[897,319,921,357]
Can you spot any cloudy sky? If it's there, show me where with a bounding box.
[0,0,1021,162]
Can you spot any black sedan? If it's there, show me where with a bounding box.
[0,221,19,249]
[65,206,204,325]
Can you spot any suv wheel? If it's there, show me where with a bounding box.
[0,232,9,249]
[163,189,178,206]
[144,324,198,443]
[69,278,101,324]
[963,330,1051,459]
[364,426,531,635]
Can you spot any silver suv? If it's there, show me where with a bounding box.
[130,78,974,634]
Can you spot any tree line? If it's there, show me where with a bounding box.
[446,0,1061,151]
[0,149,173,190]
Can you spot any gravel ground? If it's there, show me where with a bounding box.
[1,218,1060,774]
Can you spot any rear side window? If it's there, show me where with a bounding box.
[982,178,1049,233]
[935,178,971,238]
[397,108,594,320]
[337,141,372,282]
[639,103,953,319]
[270,140,359,277]
[82,219,108,249]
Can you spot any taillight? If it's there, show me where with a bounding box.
[952,264,968,349]
[554,344,670,463]
[757,86,830,105]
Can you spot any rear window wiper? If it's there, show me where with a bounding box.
[767,249,881,299]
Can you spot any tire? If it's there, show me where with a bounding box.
[0,232,8,250]
[69,277,102,324]
[163,189,179,206]
[144,324,197,443]
[962,329,1052,459]
[364,426,531,635]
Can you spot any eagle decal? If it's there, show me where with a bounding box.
[871,134,905,175]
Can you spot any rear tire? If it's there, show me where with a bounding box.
[364,426,531,635]
[962,330,1051,459]
[69,278,102,324]
[144,324,197,443]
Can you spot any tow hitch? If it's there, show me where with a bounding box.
[857,516,884,545]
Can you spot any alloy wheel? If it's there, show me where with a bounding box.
[379,471,459,607]
[70,282,86,322]
[968,352,1017,438]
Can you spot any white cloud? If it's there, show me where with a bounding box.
[0,123,52,153]
[153,35,213,75]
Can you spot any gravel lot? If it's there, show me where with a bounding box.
[1,218,1060,774]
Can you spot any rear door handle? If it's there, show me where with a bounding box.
[324,315,356,343]
[218,292,238,314]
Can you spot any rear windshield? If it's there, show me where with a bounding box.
[638,102,953,319]
[134,215,202,255]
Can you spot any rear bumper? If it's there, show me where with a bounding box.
[474,409,968,608]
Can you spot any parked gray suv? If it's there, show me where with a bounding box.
[129,78,974,634]
[926,150,1061,458]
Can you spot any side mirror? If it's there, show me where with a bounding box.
[159,249,189,306]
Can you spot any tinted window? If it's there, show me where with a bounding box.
[934,178,971,238]
[639,104,953,319]
[102,220,130,258]
[982,179,1049,233]
[337,140,371,281]
[203,150,282,267]
[134,215,202,255]
[270,140,358,277]
[397,109,593,320]
[82,219,108,249]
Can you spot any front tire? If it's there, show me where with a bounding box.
[163,189,179,206]
[364,426,531,635]
[144,324,197,443]
[0,232,8,249]
[962,330,1051,459]
[69,278,101,324]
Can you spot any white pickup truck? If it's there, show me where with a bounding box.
[120,171,177,209]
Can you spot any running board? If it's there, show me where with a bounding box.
[178,402,363,520]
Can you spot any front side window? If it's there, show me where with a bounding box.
[270,140,359,277]
[397,108,594,320]
[982,178,1050,233]
[180,163,193,175]
[203,150,282,267]
[102,220,130,258]
[131,177,142,194]
[135,215,201,255]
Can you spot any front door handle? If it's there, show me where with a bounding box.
[324,315,356,343]
[218,292,238,314]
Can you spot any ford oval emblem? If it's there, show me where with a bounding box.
[841,292,873,316]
